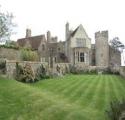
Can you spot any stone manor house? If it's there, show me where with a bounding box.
[17,22,121,68]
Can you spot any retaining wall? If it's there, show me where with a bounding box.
[6,60,48,78]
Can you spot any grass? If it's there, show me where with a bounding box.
[0,74,125,120]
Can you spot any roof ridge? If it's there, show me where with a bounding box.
[71,26,79,37]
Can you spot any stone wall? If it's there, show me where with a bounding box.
[109,47,121,66]
[120,66,125,78]
[6,60,48,78]
[53,63,109,74]
[0,47,20,60]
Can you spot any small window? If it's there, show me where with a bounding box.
[42,44,45,51]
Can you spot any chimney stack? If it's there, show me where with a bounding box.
[47,31,51,42]
[26,29,31,38]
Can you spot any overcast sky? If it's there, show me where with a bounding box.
[0,0,125,64]
[0,0,125,42]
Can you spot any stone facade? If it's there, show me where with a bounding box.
[120,66,125,78]
[109,46,121,67]
[16,23,121,69]
[65,23,91,65]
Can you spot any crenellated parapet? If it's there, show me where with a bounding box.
[95,31,108,38]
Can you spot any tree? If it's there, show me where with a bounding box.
[109,37,125,52]
[0,6,15,42]
[5,40,18,47]
[20,49,39,61]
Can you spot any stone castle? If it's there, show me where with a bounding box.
[17,22,121,68]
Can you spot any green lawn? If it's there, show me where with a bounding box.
[0,75,125,120]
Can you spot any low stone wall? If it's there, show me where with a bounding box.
[5,59,125,79]
[120,66,125,78]
[53,64,109,74]
[6,60,48,78]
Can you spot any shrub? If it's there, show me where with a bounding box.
[36,64,49,80]
[70,65,91,74]
[70,65,78,74]
[88,69,97,74]
[15,62,35,83]
[20,49,39,61]
[106,99,125,120]
[0,44,19,50]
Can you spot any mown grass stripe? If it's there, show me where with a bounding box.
[111,75,125,99]
[53,75,85,93]
[85,75,104,110]
[107,75,119,100]
[35,75,76,92]
[103,75,112,111]
[91,75,106,110]
[67,75,98,103]
[67,77,93,102]
[61,77,89,96]
[109,75,122,100]
[49,78,78,93]
[74,75,100,106]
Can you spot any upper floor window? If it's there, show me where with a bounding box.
[76,38,86,47]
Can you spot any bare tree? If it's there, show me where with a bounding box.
[109,37,125,52]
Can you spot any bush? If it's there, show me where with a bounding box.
[70,65,93,74]
[88,69,97,74]
[0,44,19,50]
[106,99,125,120]
[36,64,49,80]
[15,62,35,83]
[20,49,39,61]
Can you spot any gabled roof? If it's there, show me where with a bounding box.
[17,35,46,50]
[71,26,79,37]
[71,24,89,38]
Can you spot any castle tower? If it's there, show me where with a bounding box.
[26,29,31,38]
[47,31,51,43]
[95,31,109,67]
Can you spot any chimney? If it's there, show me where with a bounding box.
[47,31,51,42]
[26,29,31,38]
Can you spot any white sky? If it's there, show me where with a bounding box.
[0,0,125,65]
